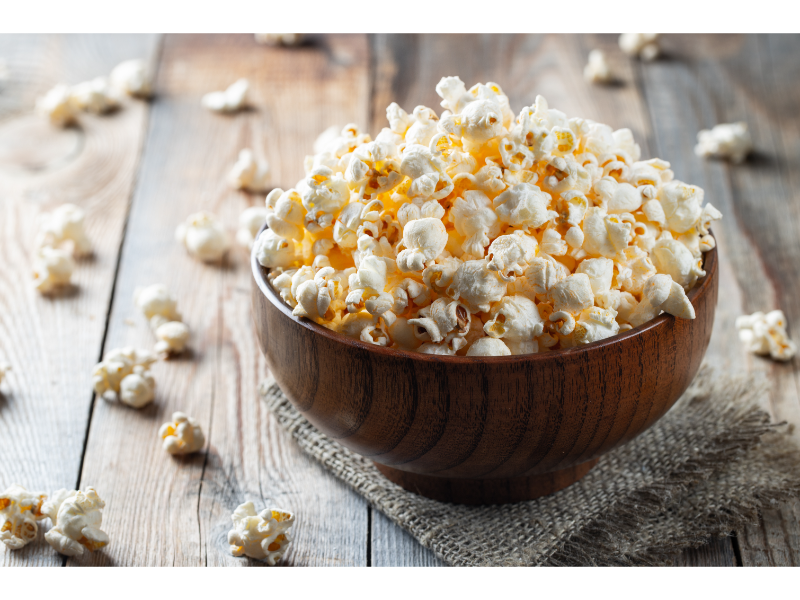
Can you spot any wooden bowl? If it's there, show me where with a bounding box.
[252,227,719,504]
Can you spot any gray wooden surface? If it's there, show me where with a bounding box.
[1,34,798,566]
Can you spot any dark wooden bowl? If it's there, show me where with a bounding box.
[252,226,718,504]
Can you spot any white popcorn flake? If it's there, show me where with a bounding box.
[619,33,660,61]
[42,487,109,557]
[1,484,47,550]
[695,122,753,164]
[92,347,157,408]
[36,84,78,127]
[228,502,295,565]
[202,78,249,113]
[154,321,190,356]
[236,206,268,250]
[159,411,205,454]
[176,211,231,262]
[110,59,152,98]
[70,77,120,114]
[467,337,511,356]
[134,283,182,323]
[32,245,75,294]
[255,33,304,46]
[262,76,719,354]
[35,203,92,257]
[584,50,614,84]
[736,310,797,362]
[229,149,270,192]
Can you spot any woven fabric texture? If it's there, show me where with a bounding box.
[259,367,800,566]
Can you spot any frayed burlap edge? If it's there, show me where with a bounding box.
[260,366,800,566]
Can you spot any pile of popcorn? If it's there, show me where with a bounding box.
[254,76,722,356]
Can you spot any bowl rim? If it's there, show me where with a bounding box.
[252,224,718,363]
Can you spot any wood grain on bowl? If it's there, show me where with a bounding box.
[252,228,719,504]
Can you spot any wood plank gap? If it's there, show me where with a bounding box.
[731,531,744,566]
[366,506,372,567]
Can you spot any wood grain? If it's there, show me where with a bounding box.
[74,34,371,566]
[0,34,160,566]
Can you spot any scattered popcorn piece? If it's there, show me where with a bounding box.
[134,284,182,323]
[229,149,270,192]
[176,212,231,262]
[466,337,511,356]
[35,203,92,257]
[236,206,268,250]
[736,310,797,362]
[159,411,205,454]
[0,484,47,550]
[228,502,295,565]
[36,84,78,127]
[694,122,753,164]
[92,347,157,407]
[70,77,120,114]
[42,487,108,557]
[584,50,613,84]
[619,33,661,61]
[110,59,152,98]
[262,76,718,354]
[32,246,75,294]
[154,321,190,356]
[255,33,304,46]
[202,78,249,113]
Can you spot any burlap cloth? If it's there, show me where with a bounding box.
[259,366,800,566]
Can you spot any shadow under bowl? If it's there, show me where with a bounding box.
[252,227,718,504]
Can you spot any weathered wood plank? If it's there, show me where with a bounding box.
[75,34,371,566]
[637,33,800,567]
[371,511,445,567]
[0,34,160,566]
[671,536,739,567]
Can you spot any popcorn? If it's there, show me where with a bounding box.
[736,310,797,362]
[619,34,660,61]
[35,203,92,257]
[584,50,613,84]
[176,212,231,262]
[695,122,753,164]
[92,347,157,408]
[42,487,108,557]
[228,502,295,565]
[154,321,190,356]
[36,84,78,127]
[70,77,120,114]
[135,284,182,324]
[255,33,304,46]
[32,246,75,294]
[159,411,205,454]
[263,77,719,353]
[229,149,270,192]
[236,206,268,250]
[202,78,249,113]
[1,484,47,549]
[110,59,152,98]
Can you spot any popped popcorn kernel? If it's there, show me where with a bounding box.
[229,149,270,192]
[584,50,614,84]
[92,347,157,408]
[0,484,47,550]
[736,310,797,362]
[619,33,661,61]
[32,246,75,294]
[255,33,304,46]
[110,59,152,98]
[36,84,78,127]
[202,78,249,113]
[159,411,205,454]
[176,211,231,262]
[42,487,108,557]
[695,122,753,164]
[264,77,719,354]
[228,502,295,565]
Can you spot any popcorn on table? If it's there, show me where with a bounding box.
[70,77,120,114]
[36,203,92,257]
[237,206,269,250]
[202,78,249,113]
[228,502,295,565]
[258,76,721,357]
[619,33,660,61]
[159,412,205,454]
[254,33,304,46]
[0,484,47,550]
[176,211,231,262]
[229,149,270,192]
[694,122,753,164]
[110,59,153,98]
[736,310,797,362]
[36,84,79,127]
[584,50,614,84]
[92,347,157,408]
[42,487,109,557]
[134,283,189,356]
[32,246,75,294]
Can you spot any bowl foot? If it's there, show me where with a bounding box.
[373,458,600,505]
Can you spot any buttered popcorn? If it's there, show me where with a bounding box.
[92,347,157,407]
[228,502,295,565]
[736,310,797,362]
[42,487,109,557]
[159,412,205,455]
[0,484,47,549]
[258,77,721,356]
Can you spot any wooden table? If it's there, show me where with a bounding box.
[1,34,798,567]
